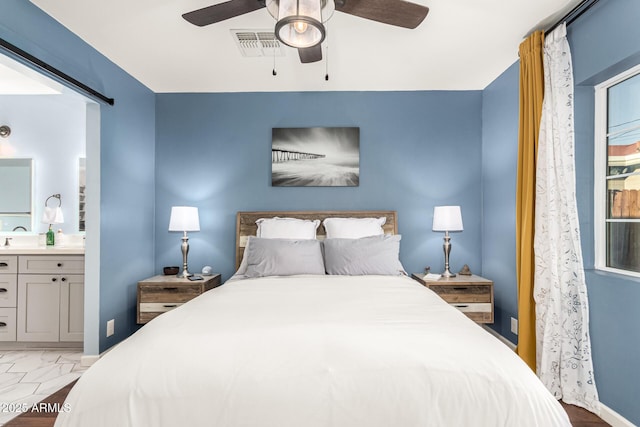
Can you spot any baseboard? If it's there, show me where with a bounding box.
[80,355,99,367]
[481,326,635,426]
[80,341,119,367]
[599,403,636,427]
[481,325,517,352]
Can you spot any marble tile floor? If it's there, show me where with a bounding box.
[0,351,86,426]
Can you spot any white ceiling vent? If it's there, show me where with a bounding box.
[231,30,286,57]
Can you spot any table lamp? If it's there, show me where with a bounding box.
[168,206,200,278]
[432,205,463,278]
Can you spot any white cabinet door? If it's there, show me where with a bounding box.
[17,275,60,342]
[60,275,84,342]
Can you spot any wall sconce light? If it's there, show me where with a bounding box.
[0,125,11,138]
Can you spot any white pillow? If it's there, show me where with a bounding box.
[322,217,387,239]
[256,217,320,239]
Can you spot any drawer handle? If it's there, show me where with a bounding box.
[57,263,63,267]
[453,287,469,291]
[0,263,7,267]
[52,278,57,282]
[0,288,6,293]
[0,322,6,327]
[454,304,469,308]
[163,287,179,291]
[163,304,178,308]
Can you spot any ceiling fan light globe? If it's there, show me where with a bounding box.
[266,0,335,23]
[275,15,325,48]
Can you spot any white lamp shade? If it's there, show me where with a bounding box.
[432,206,463,232]
[168,206,200,232]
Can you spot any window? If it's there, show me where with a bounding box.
[595,64,640,277]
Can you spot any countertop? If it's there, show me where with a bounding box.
[0,247,85,255]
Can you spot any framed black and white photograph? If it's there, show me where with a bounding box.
[271,127,360,187]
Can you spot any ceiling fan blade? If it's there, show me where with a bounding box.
[182,0,265,27]
[335,0,429,29]
[298,45,323,63]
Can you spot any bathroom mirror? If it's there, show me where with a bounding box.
[0,158,33,232]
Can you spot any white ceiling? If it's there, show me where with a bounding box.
[27,0,582,93]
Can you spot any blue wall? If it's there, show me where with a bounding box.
[481,1,640,423]
[481,61,520,342]
[0,0,156,353]
[155,91,483,281]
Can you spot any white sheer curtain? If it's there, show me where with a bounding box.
[533,23,600,413]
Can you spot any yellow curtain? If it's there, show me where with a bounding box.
[516,31,544,371]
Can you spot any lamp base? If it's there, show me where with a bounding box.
[178,232,192,279]
[441,269,456,278]
[177,269,192,279]
[441,231,456,278]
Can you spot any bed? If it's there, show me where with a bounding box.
[55,211,570,427]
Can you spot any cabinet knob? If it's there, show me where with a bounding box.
[0,262,8,267]
[0,322,6,327]
[57,263,63,267]
[0,288,6,293]
[61,277,67,282]
[52,278,57,282]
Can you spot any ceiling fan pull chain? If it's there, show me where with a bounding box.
[325,22,329,81]
[272,39,278,76]
[325,45,329,81]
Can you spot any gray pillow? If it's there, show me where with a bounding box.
[323,234,406,276]
[244,237,326,278]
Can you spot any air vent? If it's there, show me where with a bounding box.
[231,30,286,57]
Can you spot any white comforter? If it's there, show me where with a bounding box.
[55,275,570,427]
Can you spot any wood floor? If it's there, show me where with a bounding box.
[4,381,611,427]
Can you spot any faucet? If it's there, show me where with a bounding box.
[4,237,11,247]
[12,226,27,231]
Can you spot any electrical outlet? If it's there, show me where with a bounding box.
[511,317,518,335]
[106,319,115,337]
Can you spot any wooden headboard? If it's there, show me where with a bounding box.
[235,210,398,269]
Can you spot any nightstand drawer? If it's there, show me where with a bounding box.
[139,302,185,313]
[137,274,221,324]
[411,273,494,324]
[138,284,201,303]
[453,303,493,323]
[429,285,491,303]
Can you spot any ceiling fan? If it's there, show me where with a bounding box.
[183,0,429,64]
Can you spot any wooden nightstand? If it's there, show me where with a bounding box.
[411,273,494,324]
[137,274,221,324]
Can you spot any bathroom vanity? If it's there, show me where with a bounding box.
[0,247,84,349]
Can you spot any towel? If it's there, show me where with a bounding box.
[41,206,64,224]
